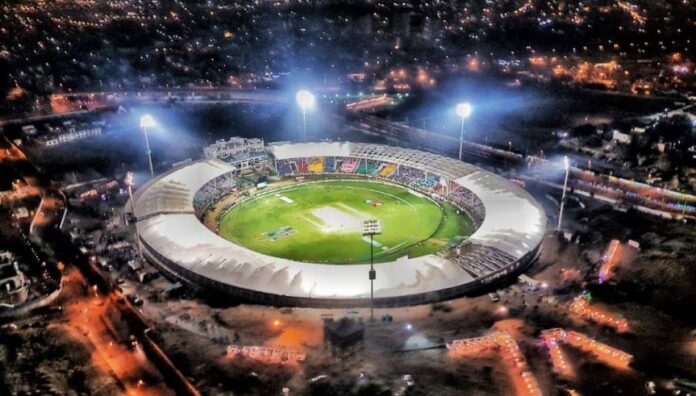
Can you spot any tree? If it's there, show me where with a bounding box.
[0,55,11,102]
[652,114,694,146]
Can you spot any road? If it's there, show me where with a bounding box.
[1,134,198,395]
[4,86,695,220]
[348,112,696,219]
[58,270,173,395]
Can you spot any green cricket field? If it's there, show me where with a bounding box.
[218,179,475,264]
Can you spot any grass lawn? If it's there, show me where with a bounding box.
[218,179,475,264]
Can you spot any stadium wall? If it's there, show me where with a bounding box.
[132,142,547,307]
[140,236,540,308]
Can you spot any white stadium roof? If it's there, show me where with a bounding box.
[133,142,546,304]
[138,214,474,299]
[131,158,232,219]
[455,172,545,259]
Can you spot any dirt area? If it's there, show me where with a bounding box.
[45,176,696,395]
[124,200,696,395]
[0,324,123,395]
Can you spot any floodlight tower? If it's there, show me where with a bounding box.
[455,103,472,161]
[295,90,315,142]
[557,156,571,231]
[140,114,156,177]
[124,172,144,263]
[361,219,382,322]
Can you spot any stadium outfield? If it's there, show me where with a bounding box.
[218,179,475,264]
[129,142,547,307]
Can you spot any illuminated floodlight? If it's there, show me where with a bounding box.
[124,171,135,187]
[295,90,315,110]
[361,219,383,236]
[140,114,156,129]
[455,102,473,119]
[563,155,570,170]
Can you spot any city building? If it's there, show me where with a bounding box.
[35,124,103,147]
[202,137,268,173]
[0,251,29,305]
[0,164,21,204]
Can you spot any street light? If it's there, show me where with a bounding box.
[557,156,570,232]
[455,103,472,161]
[361,218,382,322]
[295,90,315,142]
[139,114,156,177]
[125,172,144,264]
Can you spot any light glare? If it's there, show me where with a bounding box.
[140,114,156,129]
[456,102,473,119]
[296,90,315,109]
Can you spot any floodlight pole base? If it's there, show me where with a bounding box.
[369,234,375,322]
[127,184,145,265]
